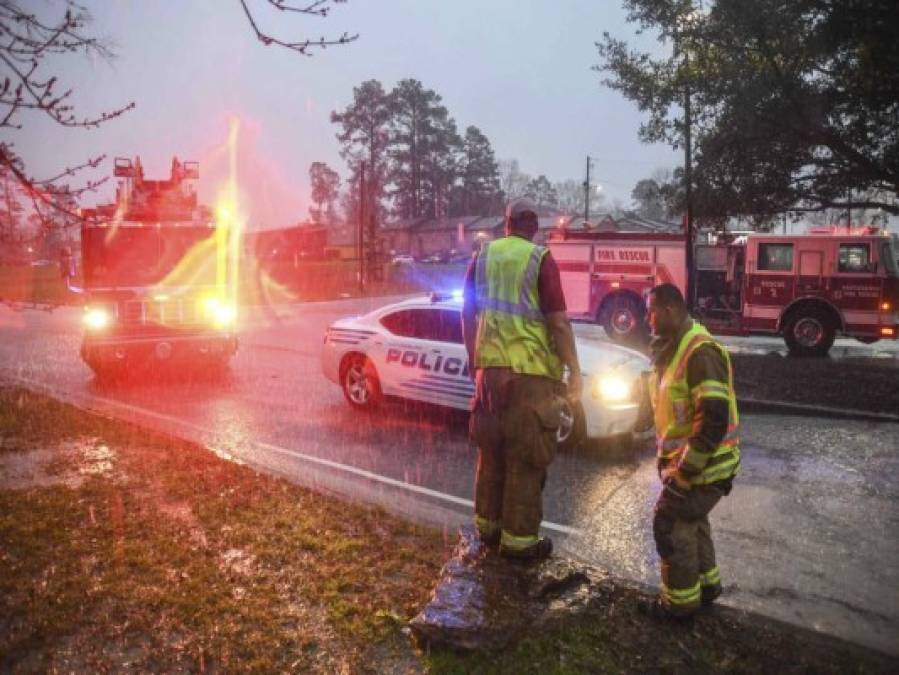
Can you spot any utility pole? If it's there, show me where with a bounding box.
[583,156,592,225]
[846,188,852,229]
[358,161,366,294]
[683,51,695,313]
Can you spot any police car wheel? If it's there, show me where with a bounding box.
[557,398,586,451]
[341,354,382,410]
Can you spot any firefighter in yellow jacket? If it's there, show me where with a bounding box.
[642,283,740,618]
[462,197,581,562]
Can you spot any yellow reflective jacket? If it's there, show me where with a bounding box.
[650,320,741,485]
[474,236,563,380]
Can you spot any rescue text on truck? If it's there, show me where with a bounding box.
[70,156,239,378]
[547,225,899,357]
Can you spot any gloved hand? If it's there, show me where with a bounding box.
[661,465,692,492]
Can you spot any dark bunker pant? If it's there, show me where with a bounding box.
[470,369,562,550]
[653,482,726,615]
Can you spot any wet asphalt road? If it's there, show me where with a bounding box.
[1,297,897,656]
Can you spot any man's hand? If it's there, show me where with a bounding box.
[661,466,692,491]
[567,370,583,403]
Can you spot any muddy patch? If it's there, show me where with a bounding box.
[0,438,117,490]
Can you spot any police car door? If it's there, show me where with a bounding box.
[374,308,423,400]
[411,307,474,410]
[379,306,472,409]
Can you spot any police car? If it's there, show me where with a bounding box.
[321,292,653,449]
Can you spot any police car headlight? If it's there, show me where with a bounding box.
[83,306,112,331]
[592,374,633,402]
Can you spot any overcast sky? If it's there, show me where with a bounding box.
[16,0,681,230]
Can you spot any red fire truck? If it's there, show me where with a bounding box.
[547,226,899,357]
[71,157,239,378]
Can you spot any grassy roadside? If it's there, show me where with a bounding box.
[1,386,894,673]
[0,386,446,672]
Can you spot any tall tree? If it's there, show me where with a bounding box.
[525,175,558,208]
[554,178,607,215]
[421,112,462,219]
[596,0,899,224]
[498,159,531,201]
[308,161,340,223]
[631,178,666,220]
[388,79,459,219]
[452,126,501,215]
[331,79,391,224]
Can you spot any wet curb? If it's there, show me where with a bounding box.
[737,397,899,424]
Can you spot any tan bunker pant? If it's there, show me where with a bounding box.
[653,483,725,615]
[470,369,562,551]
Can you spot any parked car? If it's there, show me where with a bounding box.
[420,251,456,263]
[321,293,653,450]
[390,254,415,265]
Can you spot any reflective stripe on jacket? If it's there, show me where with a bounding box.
[474,237,563,380]
[650,320,741,485]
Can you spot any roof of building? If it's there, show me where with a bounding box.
[614,215,682,233]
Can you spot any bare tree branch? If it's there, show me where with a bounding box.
[0,0,133,236]
[239,0,357,55]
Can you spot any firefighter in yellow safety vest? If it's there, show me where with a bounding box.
[642,283,741,618]
[462,197,581,562]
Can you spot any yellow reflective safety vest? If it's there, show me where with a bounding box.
[474,236,563,380]
[650,320,741,485]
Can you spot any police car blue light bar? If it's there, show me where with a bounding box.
[429,289,465,303]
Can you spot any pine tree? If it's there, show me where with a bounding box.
[308,162,341,224]
[453,126,501,216]
[331,80,391,225]
[388,79,460,219]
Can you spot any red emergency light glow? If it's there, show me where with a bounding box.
[880,327,895,337]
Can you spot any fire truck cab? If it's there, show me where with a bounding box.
[696,227,899,356]
[548,226,899,357]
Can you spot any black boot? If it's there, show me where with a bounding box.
[500,537,553,563]
[637,597,694,621]
[701,584,722,606]
[478,529,501,547]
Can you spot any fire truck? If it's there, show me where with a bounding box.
[72,157,239,378]
[547,226,899,357]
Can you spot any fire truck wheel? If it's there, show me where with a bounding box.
[557,398,586,451]
[341,353,382,411]
[600,295,648,346]
[784,306,836,357]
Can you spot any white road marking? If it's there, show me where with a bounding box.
[7,374,583,538]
